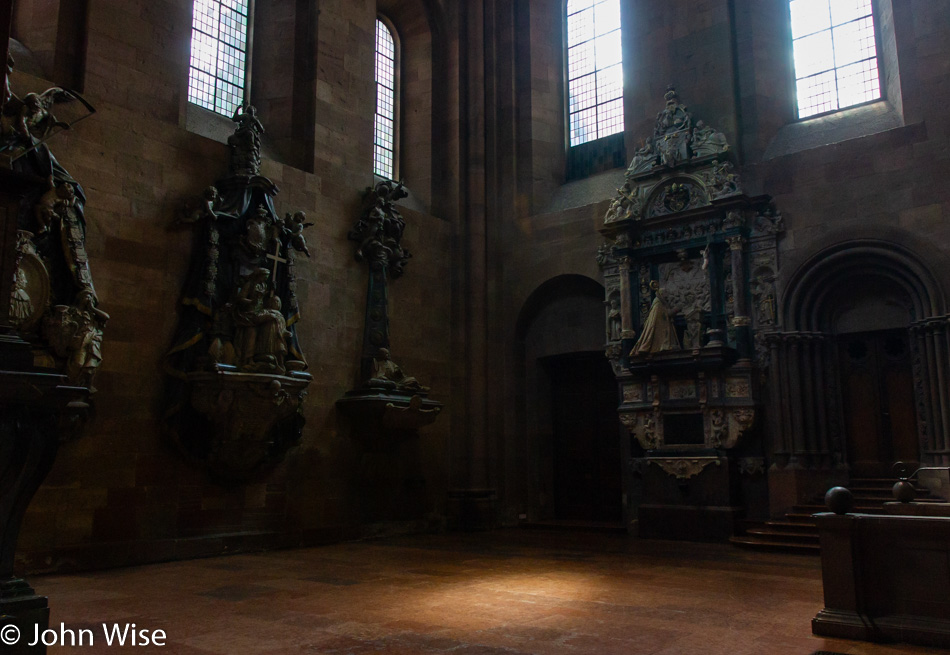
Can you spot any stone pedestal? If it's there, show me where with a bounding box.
[336,390,442,435]
[636,455,743,541]
[178,368,311,482]
[0,369,88,654]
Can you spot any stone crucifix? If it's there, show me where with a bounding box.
[266,227,288,287]
[347,180,419,388]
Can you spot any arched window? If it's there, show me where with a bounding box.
[188,0,250,117]
[566,0,623,147]
[374,18,398,179]
[790,0,881,118]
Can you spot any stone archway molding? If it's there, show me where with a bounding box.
[770,239,950,469]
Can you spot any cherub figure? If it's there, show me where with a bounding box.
[33,176,78,233]
[283,210,314,257]
[177,186,228,225]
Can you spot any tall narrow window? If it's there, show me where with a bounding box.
[188,0,250,117]
[566,0,623,147]
[790,0,881,118]
[374,19,397,179]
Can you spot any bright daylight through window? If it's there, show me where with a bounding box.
[188,0,250,117]
[791,0,881,118]
[374,19,397,179]
[567,0,624,147]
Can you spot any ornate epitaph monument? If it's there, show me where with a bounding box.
[164,105,312,482]
[599,87,783,540]
[0,27,96,654]
[336,181,441,433]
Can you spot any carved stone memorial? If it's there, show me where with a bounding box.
[599,87,783,541]
[336,181,441,433]
[0,44,94,654]
[164,104,312,482]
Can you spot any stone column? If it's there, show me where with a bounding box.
[727,236,752,358]
[618,257,635,339]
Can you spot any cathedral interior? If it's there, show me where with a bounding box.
[2,0,950,652]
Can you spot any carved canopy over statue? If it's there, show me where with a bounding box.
[164,104,313,481]
[1,56,106,391]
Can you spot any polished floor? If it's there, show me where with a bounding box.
[34,529,941,654]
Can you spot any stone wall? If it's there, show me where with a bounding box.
[14,0,459,573]
[493,0,950,521]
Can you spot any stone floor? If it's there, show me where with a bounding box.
[33,529,942,654]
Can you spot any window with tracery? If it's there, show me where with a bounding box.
[790,0,881,118]
[374,19,397,179]
[188,0,250,117]
[566,0,624,147]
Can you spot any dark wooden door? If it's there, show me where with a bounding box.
[544,352,622,522]
[838,329,919,477]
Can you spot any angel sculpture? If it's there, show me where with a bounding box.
[283,210,314,257]
[1,86,74,142]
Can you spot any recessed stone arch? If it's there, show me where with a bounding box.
[769,239,950,479]
[781,240,947,332]
[512,274,619,523]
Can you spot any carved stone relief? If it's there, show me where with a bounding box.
[623,384,643,403]
[724,377,751,398]
[668,379,697,400]
[658,255,711,317]
[620,411,660,450]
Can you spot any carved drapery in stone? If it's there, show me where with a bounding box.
[163,105,312,481]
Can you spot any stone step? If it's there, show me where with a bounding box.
[733,478,945,556]
[729,535,820,554]
[760,520,818,531]
[745,527,819,544]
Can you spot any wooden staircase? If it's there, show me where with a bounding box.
[730,478,945,554]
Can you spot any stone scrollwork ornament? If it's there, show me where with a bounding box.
[2,58,107,392]
[603,86,741,226]
[650,457,721,480]
[163,104,312,482]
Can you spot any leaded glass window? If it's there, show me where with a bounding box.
[188,0,250,117]
[790,0,881,118]
[566,0,624,147]
[374,19,397,179]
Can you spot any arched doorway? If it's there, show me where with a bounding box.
[826,276,919,476]
[774,241,950,479]
[515,275,623,525]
